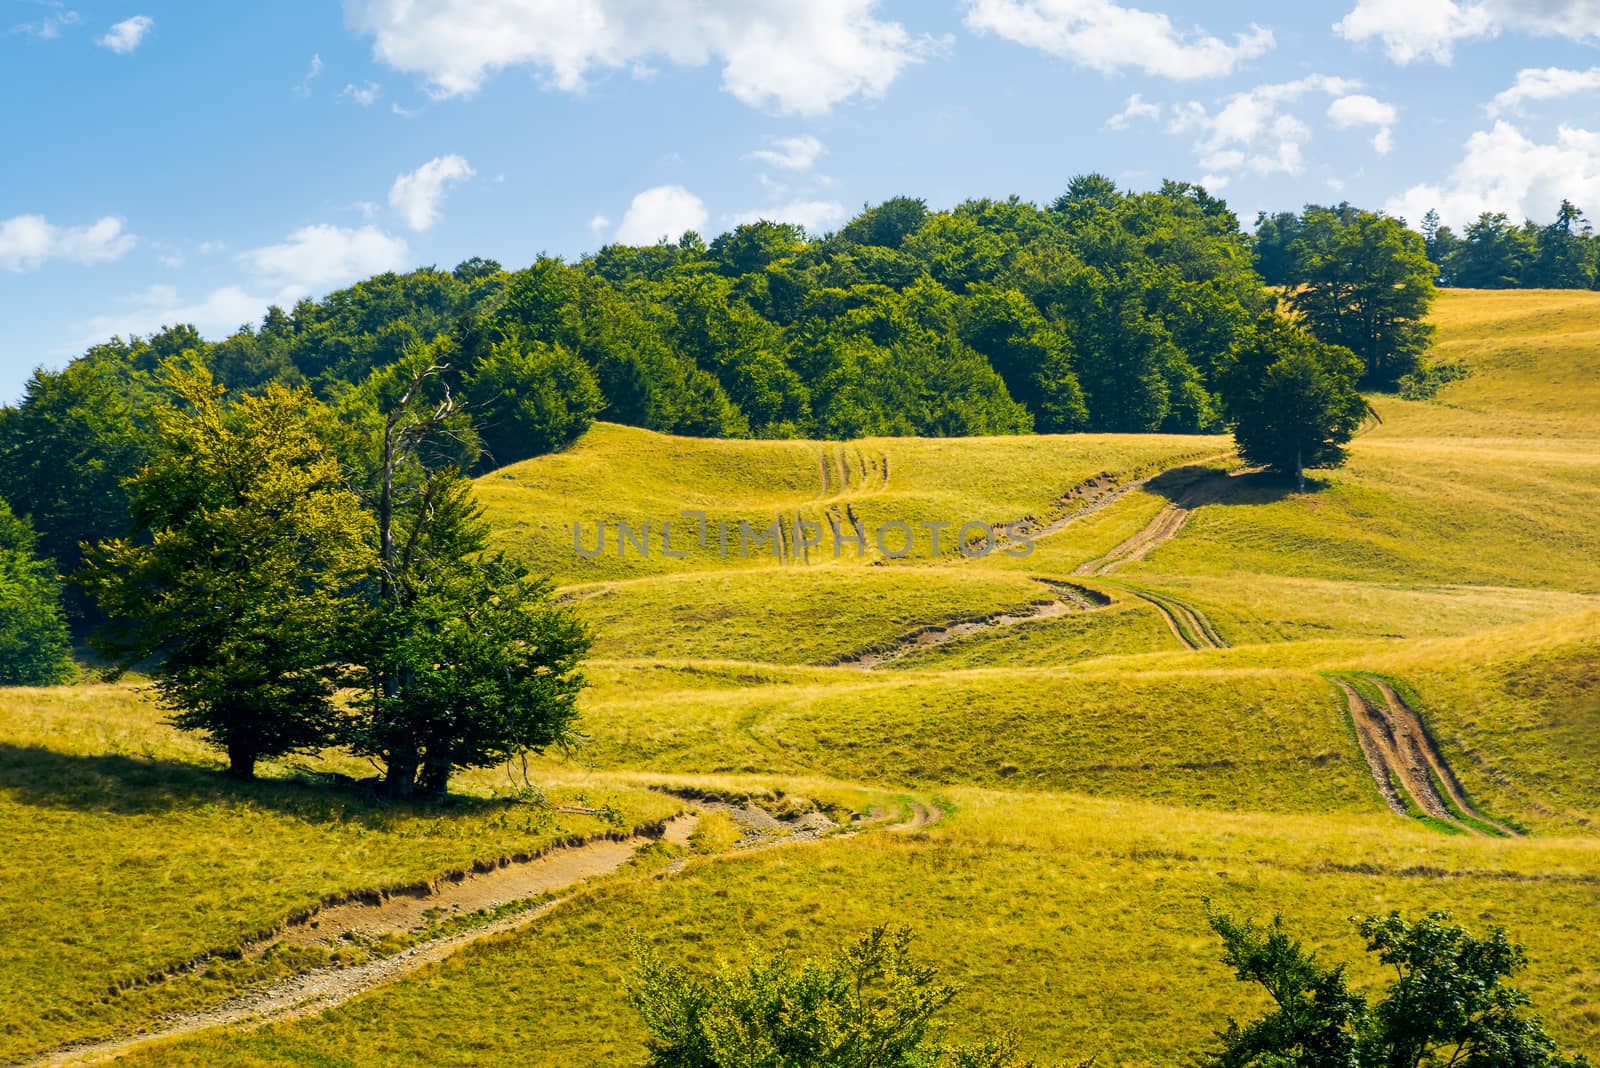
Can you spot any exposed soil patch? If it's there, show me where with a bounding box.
[33,798,938,1067]
[834,582,1108,669]
[1333,677,1519,838]
[1075,473,1234,576]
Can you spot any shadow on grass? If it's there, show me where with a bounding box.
[0,743,509,825]
[1142,464,1314,506]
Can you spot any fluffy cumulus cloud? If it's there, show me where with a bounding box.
[746,135,826,171]
[0,215,136,271]
[1106,93,1161,129]
[1327,93,1398,154]
[963,0,1273,79]
[78,224,411,349]
[1386,121,1600,227]
[1166,75,1358,179]
[240,224,410,289]
[97,14,152,53]
[731,199,847,232]
[388,154,475,232]
[1489,66,1600,115]
[343,0,929,115]
[1335,0,1600,64]
[614,186,709,245]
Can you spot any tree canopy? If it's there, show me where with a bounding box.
[0,494,72,686]
[81,365,373,779]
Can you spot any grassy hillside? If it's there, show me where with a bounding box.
[5,289,1600,1065]
[114,790,1600,1067]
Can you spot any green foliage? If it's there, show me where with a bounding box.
[0,351,157,621]
[1202,908,1590,1068]
[1278,205,1437,389]
[1396,359,1472,401]
[1220,315,1368,486]
[1201,908,1365,1068]
[352,350,592,797]
[469,340,604,464]
[0,495,72,685]
[629,926,1044,1068]
[81,365,373,779]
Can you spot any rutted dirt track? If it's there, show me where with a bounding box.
[1334,677,1519,837]
[835,581,1110,669]
[1125,588,1228,650]
[1074,473,1234,576]
[33,800,940,1067]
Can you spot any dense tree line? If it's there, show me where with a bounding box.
[1258,200,1600,292]
[2,178,1422,649]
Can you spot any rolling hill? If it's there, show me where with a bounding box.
[4,288,1599,1067]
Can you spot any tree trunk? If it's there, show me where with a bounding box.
[418,758,452,799]
[384,753,419,799]
[1296,442,1305,494]
[225,742,257,781]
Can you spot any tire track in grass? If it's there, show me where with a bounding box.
[1074,473,1234,576]
[1115,586,1228,651]
[833,582,1111,669]
[1330,676,1518,837]
[1366,677,1521,837]
[30,800,942,1067]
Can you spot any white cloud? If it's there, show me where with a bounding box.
[388,154,475,232]
[1335,0,1600,64]
[1385,120,1600,228]
[589,214,611,234]
[1489,66,1600,115]
[342,81,382,106]
[1168,75,1358,178]
[0,214,136,271]
[97,14,152,53]
[240,224,409,288]
[12,3,79,39]
[1327,93,1397,154]
[78,224,410,347]
[614,186,709,244]
[963,0,1273,79]
[746,135,826,171]
[78,284,288,346]
[294,53,323,96]
[344,0,930,115]
[731,199,847,232]
[1106,93,1161,129]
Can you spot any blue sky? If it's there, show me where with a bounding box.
[5,0,1600,400]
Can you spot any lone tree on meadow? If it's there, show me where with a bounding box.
[1220,315,1369,491]
[83,364,371,779]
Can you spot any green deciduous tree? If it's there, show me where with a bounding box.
[0,495,73,686]
[0,353,156,625]
[1284,205,1437,389]
[630,926,1048,1068]
[469,340,604,466]
[81,365,372,779]
[352,348,590,798]
[1220,315,1369,491]
[1201,908,1590,1068]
